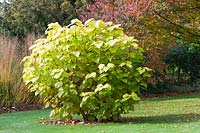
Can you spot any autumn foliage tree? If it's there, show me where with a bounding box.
[141,0,200,85]
[77,0,153,31]
[144,0,200,45]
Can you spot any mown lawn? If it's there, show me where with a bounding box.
[0,94,200,133]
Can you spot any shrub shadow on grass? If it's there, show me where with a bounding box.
[121,113,200,124]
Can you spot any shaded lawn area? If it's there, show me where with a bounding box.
[0,94,200,133]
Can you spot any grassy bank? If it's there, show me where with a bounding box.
[0,94,200,133]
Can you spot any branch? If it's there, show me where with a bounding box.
[153,10,200,38]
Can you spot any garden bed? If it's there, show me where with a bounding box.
[0,103,42,114]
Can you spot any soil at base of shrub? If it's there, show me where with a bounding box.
[40,117,137,126]
[41,120,97,126]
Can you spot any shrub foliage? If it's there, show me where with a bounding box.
[23,19,150,121]
[164,42,200,83]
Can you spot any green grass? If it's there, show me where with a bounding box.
[0,94,200,133]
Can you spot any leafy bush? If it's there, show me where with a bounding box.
[23,19,150,121]
[141,82,171,94]
[164,42,200,83]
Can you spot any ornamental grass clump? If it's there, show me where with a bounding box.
[23,19,150,121]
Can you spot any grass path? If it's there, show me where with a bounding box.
[0,94,200,133]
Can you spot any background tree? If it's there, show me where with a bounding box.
[0,0,84,38]
[142,0,200,47]
[77,0,153,32]
[135,0,200,85]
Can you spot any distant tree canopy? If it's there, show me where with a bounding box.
[0,0,86,38]
[0,0,199,45]
[77,0,200,48]
[143,0,200,46]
